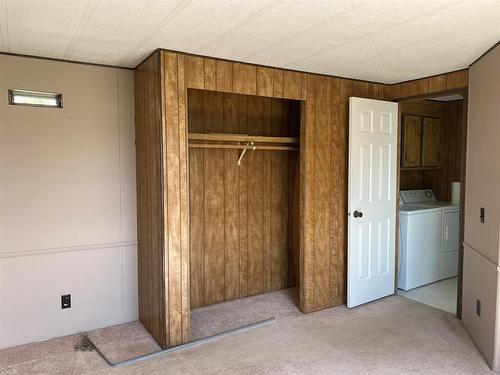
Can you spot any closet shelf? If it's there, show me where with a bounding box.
[189,143,298,151]
[188,132,299,144]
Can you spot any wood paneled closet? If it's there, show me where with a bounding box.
[134,49,468,349]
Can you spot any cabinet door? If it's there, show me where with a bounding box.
[422,117,441,167]
[401,115,421,167]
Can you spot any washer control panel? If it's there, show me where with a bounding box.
[400,189,436,204]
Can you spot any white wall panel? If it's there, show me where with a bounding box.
[0,55,137,349]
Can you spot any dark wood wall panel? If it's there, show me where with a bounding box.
[161,52,190,346]
[188,90,299,308]
[135,54,167,347]
[299,74,386,312]
[386,69,468,100]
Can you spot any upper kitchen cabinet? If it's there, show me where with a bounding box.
[401,115,422,168]
[401,115,441,169]
[422,117,441,167]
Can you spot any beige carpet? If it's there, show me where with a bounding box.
[0,290,493,374]
[191,287,300,340]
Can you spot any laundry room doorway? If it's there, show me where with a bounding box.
[395,87,468,317]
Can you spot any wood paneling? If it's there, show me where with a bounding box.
[216,60,233,92]
[256,67,273,97]
[446,70,468,90]
[188,90,299,308]
[135,53,166,347]
[401,81,420,98]
[162,52,190,346]
[135,49,449,349]
[428,74,447,93]
[387,69,468,100]
[233,63,257,95]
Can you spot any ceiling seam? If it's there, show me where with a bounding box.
[64,0,99,59]
[0,0,9,52]
[194,0,284,54]
[117,0,192,67]
[282,0,467,68]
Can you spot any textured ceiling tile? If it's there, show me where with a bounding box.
[251,0,460,67]
[140,0,276,66]
[2,0,500,82]
[69,0,187,66]
[199,0,356,60]
[7,0,89,58]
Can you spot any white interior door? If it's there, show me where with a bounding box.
[347,97,398,308]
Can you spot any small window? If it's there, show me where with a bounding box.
[8,89,63,108]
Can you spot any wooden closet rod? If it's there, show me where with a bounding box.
[188,143,298,151]
[188,132,299,144]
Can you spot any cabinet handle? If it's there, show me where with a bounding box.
[445,226,449,241]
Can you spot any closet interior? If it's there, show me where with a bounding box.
[187,88,302,336]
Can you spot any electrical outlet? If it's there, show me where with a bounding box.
[476,299,481,317]
[61,294,71,309]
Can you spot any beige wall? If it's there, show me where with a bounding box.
[463,43,500,371]
[0,55,137,349]
[462,244,500,370]
[465,46,500,264]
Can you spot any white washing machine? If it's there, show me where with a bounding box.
[398,189,460,290]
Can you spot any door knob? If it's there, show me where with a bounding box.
[353,210,363,218]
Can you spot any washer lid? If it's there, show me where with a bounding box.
[399,204,442,215]
[416,201,460,213]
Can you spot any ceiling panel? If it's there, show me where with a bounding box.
[194,0,356,60]
[6,0,90,59]
[1,0,500,82]
[141,0,277,67]
[248,0,461,70]
[68,0,188,66]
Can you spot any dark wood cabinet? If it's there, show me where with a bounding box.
[422,117,441,167]
[402,115,422,168]
[401,115,441,169]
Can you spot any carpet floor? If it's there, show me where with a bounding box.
[0,289,493,374]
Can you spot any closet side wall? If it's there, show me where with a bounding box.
[188,90,299,308]
[135,54,168,347]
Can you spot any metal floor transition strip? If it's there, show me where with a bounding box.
[75,317,275,368]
